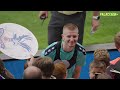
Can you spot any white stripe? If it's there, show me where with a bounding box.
[0,74,5,79]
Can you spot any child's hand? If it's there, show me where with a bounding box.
[27,54,35,66]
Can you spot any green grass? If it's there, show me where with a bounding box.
[0,11,120,51]
[83,11,120,46]
[0,11,49,50]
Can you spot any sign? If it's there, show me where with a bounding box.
[0,23,38,59]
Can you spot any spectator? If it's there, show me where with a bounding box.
[33,56,56,79]
[106,32,120,78]
[110,32,120,65]
[114,32,120,52]
[53,60,67,79]
[94,48,110,67]
[89,61,107,79]
[23,66,42,79]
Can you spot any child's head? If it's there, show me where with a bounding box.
[33,56,55,79]
[114,32,120,52]
[94,49,110,67]
[53,61,67,79]
[89,61,106,79]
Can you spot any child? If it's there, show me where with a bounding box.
[89,61,107,79]
[94,48,110,67]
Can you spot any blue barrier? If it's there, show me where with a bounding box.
[80,49,120,79]
[3,49,120,79]
[4,59,26,79]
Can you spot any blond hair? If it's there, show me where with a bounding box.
[90,61,106,72]
[94,49,110,67]
[63,23,78,34]
[114,32,120,49]
[53,62,67,79]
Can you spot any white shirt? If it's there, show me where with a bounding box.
[58,11,83,15]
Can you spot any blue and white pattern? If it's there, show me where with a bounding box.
[11,34,32,52]
[0,28,5,49]
[0,23,38,59]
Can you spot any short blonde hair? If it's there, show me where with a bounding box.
[114,32,120,48]
[63,23,78,33]
[53,62,67,79]
[90,61,106,72]
[94,49,110,67]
